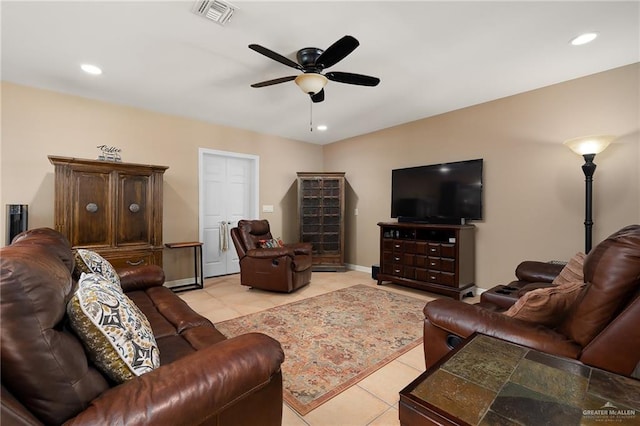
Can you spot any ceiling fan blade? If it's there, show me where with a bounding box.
[315,35,359,69]
[326,71,380,87]
[249,44,303,70]
[250,75,297,88]
[311,89,325,103]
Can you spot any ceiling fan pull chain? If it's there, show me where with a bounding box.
[309,98,313,132]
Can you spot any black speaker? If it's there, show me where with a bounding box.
[371,264,380,280]
[6,204,28,245]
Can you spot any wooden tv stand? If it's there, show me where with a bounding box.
[377,222,475,300]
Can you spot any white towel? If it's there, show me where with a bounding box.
[220,221,229,252]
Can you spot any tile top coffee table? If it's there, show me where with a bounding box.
[399,333,640,425]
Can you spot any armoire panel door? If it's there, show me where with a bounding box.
[71,170,112,247]
[117,173,151,246]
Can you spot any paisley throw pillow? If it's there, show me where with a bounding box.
[67,273,160,382]
[73,249,120,289]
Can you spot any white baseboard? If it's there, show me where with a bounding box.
[172,265,489,294]
[345,263,372,274]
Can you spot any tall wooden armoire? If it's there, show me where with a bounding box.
[297,172,346,271]
[49,156,168,269]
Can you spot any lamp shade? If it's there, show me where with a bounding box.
[564,135,615,156]
[295,73,328,95]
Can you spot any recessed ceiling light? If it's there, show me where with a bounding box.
[316,125,328,131]
[81,63,103,75]
[570,32,598,46]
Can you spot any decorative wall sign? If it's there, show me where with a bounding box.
[97,145,122,162]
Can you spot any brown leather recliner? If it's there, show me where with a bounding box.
[231,219,312,293]
[423,224,640,378]
[1,228,285,425]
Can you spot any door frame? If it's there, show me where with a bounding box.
[198,148,260,270]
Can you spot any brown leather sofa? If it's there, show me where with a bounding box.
[478,261,564,310]
[1,228,285,425]
[423,224,640,378]
[231,219,312,293]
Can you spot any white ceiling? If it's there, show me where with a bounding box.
[2,1,639,145]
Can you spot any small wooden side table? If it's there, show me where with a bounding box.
[164,241,204,292]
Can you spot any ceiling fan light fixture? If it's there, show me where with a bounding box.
[295,73,327,95]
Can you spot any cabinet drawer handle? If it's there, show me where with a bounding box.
[126,259,145,266]
[394,257,400,261]
[85,203,98,213]
[430,262,436,266]
[430,248,436,252]
[430,275,436,280]
[395,244,401,248]
[129,203,140,213]
[394,269,401,273]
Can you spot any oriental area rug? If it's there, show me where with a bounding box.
[215,284,426,415]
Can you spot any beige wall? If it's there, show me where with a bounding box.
[324,63,640,288]
[0,82,323,280]
[2,63,638,289]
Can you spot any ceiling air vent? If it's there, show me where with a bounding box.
[192,0,236,26]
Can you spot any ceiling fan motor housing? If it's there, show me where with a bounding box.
[297,48,324,71]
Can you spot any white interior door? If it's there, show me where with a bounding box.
[199,149,258,277]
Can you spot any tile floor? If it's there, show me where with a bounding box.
[178,270,480,426]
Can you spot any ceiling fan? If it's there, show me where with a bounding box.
[249,35,380,103]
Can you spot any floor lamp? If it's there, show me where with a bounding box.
[564,135,614,253]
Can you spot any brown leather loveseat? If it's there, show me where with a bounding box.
[423,224,640,378]
[478,261,566,309]
[231,219,312,293]
[1,228,285,425]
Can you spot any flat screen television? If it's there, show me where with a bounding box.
[391,159,483,223]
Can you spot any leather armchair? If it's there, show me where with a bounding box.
[423,225,640,378]
[231,219,312,293]
[1,228,285,425]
